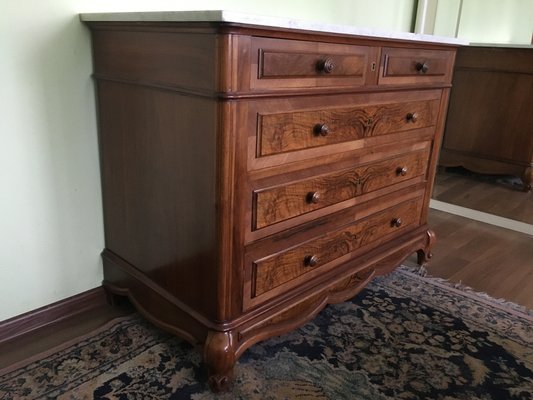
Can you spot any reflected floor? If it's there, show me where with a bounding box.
[433,167,533,225]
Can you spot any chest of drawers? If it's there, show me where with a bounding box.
[83,12,459,391]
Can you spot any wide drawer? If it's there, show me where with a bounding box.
[247,197,424,307]
[253,149,429,230]
[379,47,454,85]
[250,37,376,90]
[257,98,439,157]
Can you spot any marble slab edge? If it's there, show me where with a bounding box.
[79,10,468,46]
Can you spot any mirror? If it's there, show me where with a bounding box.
[429,0,533,232]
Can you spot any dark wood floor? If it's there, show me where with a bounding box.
[433,167,533,224]
[406,209,533,309]
[1,209,532,372]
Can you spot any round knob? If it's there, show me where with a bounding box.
[306,191,321,204]
[415,62,429,73]
[304,254,319,267]
[396,166,408,176]
[406,112,419,123]
[317,58,335,73]
[313,123,330,136]
[391,218,403,228]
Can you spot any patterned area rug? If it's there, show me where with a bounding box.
[1,268,532,399]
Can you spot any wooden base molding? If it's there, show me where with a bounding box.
[0,287,107,345]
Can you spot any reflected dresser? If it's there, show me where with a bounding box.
[439,45,533,191]
[82,11,460,391]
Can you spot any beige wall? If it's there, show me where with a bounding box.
[0,0,416,321]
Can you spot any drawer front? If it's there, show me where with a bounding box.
[257,99,440,157]
[379,47,454,85]
[251,37,375,90]
[250,197,423,302]
[253,149,429,230]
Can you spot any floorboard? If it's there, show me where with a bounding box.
[433,167,533,224]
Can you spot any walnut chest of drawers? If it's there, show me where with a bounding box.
[83,11,459,391]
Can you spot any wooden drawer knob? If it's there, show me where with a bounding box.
[391,218,403,228]
[306,191,321,204]
[304,254,319,267]
[396,166,408,176]
[313,123,330,136]
[415,62,429,73]
[406,112,419,123]
[317,58,335,73]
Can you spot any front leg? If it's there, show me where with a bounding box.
[203,330,237,392]
[417,228,436,266]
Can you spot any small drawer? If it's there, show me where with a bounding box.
[248,197,423,305]
[250,37,376,90]
[379,47,454,85]
[253,149,429,230]
[257,98,440,157]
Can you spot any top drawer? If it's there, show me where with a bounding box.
[379,47,454,85]
[250,37,376,90]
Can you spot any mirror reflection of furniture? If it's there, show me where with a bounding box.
[439,45,533,191]
[434,44,533,226]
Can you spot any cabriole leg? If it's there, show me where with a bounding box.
[417,228,436,266]
[203,330,237,392]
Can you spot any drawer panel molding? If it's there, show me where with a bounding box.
[253,150,430,229]
[257,99,439,157]
[379,47,453,85]
[250,197,424,301]
[251,37,376,90]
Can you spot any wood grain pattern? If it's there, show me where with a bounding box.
[91,28,218,94]
[250,37,377,90]
[252,197,423,298]
[260,51,365,78]
[243,89,442,171]
[254,149,429,229]
[379,47,454,85]
[97,81,220,319]
[258,99,439,156]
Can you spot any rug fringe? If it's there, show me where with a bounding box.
[398,265,532,317]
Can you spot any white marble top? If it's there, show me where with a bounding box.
[80,10,467,46]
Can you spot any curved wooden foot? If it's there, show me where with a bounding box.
[522,167,532,192]
[417,229,436,266]
[204,330,237,392]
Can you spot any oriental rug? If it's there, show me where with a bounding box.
[1,268,532,399]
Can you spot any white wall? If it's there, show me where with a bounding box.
[0,0,415,322]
